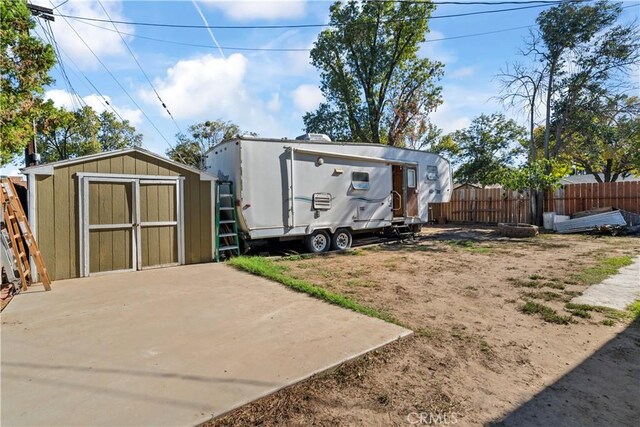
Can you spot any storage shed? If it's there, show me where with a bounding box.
[22,147,216,280]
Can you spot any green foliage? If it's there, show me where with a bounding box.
[562,95,640,182]
[629,300,640,320]
[97,110,143,152]
[306,0,443,147]
[535,1,638,162]
[167,120,247,169]
[500,159,567,192]
[1,0,56,165]
[302,103,352,142]
[228,256,399,325]
[36,104,142,163]
[449,113,526,186]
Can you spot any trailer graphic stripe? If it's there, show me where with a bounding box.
[294,196,388,203]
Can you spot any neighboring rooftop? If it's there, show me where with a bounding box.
[560,173,640,185]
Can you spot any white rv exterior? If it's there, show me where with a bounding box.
[205,136,452,251]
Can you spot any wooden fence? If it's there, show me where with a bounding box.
[430,181,639,224]
[543,181,640,217]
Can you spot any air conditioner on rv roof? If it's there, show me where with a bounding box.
[295,133,332,142]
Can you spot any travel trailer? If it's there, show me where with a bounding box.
[205,134,453,253]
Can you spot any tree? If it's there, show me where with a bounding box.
[36,104,99,162]
[97,111,142,152]
[450,114,526,186]
[302,103,351,142]
[563,94,640,182]
[305,0,443,147]
[1,0,55,165]
[167,120,244,169]
[534,1,637,162]
[500,159,568,192]
[498,60,546,163]
[36,104,142,163]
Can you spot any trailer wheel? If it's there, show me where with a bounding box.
[305,230,330,253]
[331,229,352,251]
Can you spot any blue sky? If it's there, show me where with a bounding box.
[3,0,638,174]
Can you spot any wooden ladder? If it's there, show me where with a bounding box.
[0,179,51,291]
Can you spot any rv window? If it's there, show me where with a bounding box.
[407,169,416,188]
[426,165,438,181]
[351,172,370,190]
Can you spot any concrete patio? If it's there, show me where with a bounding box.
[1,263,410,426]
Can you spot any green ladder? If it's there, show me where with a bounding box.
[215,181,241,262]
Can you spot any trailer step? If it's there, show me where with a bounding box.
[219,220,236,224]
[219,194,232,198]
[218,233,237,238]
[219,245,239,251]
[219,207,235,211]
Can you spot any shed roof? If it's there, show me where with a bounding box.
[22,147,215,181]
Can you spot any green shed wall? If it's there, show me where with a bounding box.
[34,151,213,280]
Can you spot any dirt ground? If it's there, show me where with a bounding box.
[210,226,640,427]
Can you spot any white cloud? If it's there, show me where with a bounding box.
[140,54,248,119]
[203,0,306,21]
[46,0,132,68]
[449,66,476,79]
[45,89,143,126]
[291,84,324,112]
[420,31,457,65]
[140,53,288,136]
[267,92,282,112]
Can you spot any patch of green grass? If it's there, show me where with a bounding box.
[529,274,545,280]
[479,340,493,354]
[228,256,400,325]
[543,281,566,290]
[445,239,493,254]
[568,308,592,319]
[520,301,572,325]
[564,302,631,321]
[347,268,369,278]
[601,319,616,326]
[627,300,640,320]
[416,326,440,339]
[522,291,565,302]
[281,254,312,261]
[571,255,633,286]
[507,277,542,288]
[563,290,582,298]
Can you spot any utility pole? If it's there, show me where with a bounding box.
[24,3,54,167]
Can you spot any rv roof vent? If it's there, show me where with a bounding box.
[295,133,332,142]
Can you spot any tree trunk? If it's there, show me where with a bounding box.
[543,57,557,163]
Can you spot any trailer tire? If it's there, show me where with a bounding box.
[305,230,331,253]
[331,229,352,251]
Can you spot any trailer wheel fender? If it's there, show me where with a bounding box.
[331,228,353,251]
[305,230,331,253]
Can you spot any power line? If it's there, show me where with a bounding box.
[39,20,87,111]
[52,11,177,153]
[53,2,573,30]
[96,0,182,134]
[41,23,129,124]
[70,17,537,52]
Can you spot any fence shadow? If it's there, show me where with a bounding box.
[490,317,640,427]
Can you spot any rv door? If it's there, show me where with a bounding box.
[406,167,418,217]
